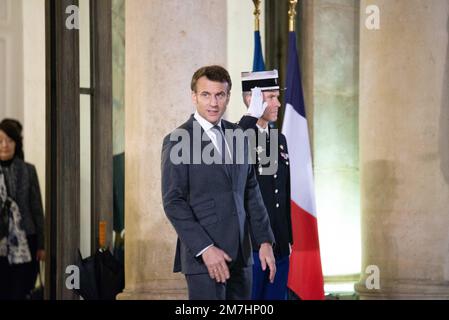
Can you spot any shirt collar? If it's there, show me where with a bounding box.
[256,123,269,134]
[194,111,223,132]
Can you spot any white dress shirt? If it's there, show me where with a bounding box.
[194,111,232,159]
[193,111,231,257]
[256,123,269,134]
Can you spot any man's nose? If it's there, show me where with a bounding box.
[210,95,219,106]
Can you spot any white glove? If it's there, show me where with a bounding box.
[247,87,268,119]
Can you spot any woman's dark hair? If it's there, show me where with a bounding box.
[0,119,24,160]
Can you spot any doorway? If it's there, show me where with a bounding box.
[45,0,113,300]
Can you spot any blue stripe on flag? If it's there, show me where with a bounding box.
[253,31,266,72]
[285,32,306,118]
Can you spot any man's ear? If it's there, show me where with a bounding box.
[244,92,252,107]
[191,91,197,105]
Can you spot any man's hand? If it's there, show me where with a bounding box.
[202,246,233,283]
[247,87,268,118]
[259,242,276,283]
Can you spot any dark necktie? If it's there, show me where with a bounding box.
[212,125,228,165]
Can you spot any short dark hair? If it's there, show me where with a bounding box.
[0,118,24,160]
[191,65,232,93]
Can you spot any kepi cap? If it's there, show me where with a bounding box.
[241,70,280,92]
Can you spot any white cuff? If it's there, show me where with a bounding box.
[196,244,213,257]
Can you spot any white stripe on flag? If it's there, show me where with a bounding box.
[282,103,317,217]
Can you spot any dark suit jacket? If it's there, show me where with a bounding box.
[1,157,45,249]
[161,115,275,275]
[238,116,293,258]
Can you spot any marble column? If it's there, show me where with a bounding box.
[310,0,361,280]
[355,0,449,299]
[23,0,46,200]
[118,0,226,299]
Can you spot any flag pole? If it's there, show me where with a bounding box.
[252,0,261,31]
[251,0,265,71]
[288,0,298,32]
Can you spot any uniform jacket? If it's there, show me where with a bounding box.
[238,116,293,258]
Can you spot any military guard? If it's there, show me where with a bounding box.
[238,70,293,300]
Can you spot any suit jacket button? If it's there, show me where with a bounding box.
[275,189,279,194]
[276,203,280,208]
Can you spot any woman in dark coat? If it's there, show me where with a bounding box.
[0,119,45,300]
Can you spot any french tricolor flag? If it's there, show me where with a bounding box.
[282,31,325,300]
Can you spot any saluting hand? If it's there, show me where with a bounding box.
[247,87,268,119]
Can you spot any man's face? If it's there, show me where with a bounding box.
[192,76,230,125]
[261,90,281,122]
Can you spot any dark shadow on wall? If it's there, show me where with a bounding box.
[113,152,125,266]
[439,15,449,185]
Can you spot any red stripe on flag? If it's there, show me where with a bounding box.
[288,201,325,300]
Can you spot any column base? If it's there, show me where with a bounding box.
[355,279,449,300]
[117,279,188,300]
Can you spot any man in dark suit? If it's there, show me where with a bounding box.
[238,70,293,300]
[161,65,276,300]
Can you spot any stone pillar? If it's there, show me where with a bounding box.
[118,0,226,299]
[355,0,449,299]
[311,0,361,280]
[23,0,46,200]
